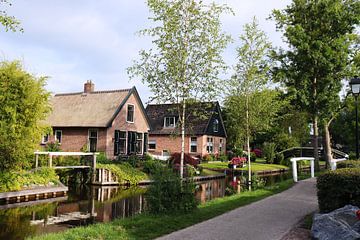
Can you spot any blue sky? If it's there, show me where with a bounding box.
[0,0,290,103]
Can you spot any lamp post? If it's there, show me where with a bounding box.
[350,76,360,159]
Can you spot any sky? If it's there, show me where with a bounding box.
[0,0,291,103]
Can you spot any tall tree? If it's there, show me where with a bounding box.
[272,0,360,169]
[0,0,22,32]
[128,0,231,177]
[0,61,51,172]
[224,17,275,186]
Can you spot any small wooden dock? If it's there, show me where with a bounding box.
[0,184,68,205]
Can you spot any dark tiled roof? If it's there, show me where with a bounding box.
[145,102,218,135]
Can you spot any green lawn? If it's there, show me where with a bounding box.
[199,160,289,172]
[30,179,294,240]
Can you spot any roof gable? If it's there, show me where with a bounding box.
[146,102,226,136]
[47,88,133,127]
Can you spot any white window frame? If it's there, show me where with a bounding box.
[136,132,143,155]
[219,138,223,153]
[126,104,135,123]
[190,137,197,153]
[213,119,219,133]
[54,130,62,144]
[88,129,98,152]
[41,134,49,144]
[164,117,176,128]
[148,140,156,151]
[162,149,170,156]
[206,137,214,153]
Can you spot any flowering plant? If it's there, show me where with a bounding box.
[252,148,262,158]
[230,157,247,167]
[356,210,360,220]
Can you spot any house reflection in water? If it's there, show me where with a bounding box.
[195,178,226,203]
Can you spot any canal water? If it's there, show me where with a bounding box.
[0,173,292,240]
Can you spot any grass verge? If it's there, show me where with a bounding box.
[200,161,289,172]
[30,179,294,240]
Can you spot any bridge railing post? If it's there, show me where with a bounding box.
[92,153,97,184]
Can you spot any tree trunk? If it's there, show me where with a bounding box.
[324,119,333,169]
[246,94,251,190]
[180,100,186,179]
[312,115,320,171]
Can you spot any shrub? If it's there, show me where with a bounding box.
[244,152,256,162]
[144,153,154,162]
[336,160,360,169]
[202,154,214,162]
[348,152,357,160]
[280,157,291,166]
[96,163,148,185]
[317,168,360,213]
[170,152,199,167]
[263,142,276,164]
[228,157,247,168]
[252,148,262,158]
[45,141,61,152]
[274,153,284,165]
[226,150,236,160]
[143,159,164,175]
[146,167,198,214]
[218,154,228,162]
[125,155,141,168]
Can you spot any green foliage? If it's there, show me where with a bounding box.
[45,141,61,152]
[271,0,360,167]
[146,167,198,214]
[143,159,164,175]
[124,155,141,168]
[336,160,360,169]
[218,154,228,162]
[0,61,51,172]
[317,168,360,213]
[202,154,215,162]
[0,167,59,192]
[263,142,276,164]
[97,163,148,185]
[272,133,299,152]
[0,0,23,32]
[274,153,284,165]
[280,157,291,167]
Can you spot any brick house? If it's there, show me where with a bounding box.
[145,102,227,158]
[44,81,150,159]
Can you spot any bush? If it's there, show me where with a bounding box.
[244,152,256,162]
[96,163,148,185]
[146,167,198,214]
[0,168,59,192]
[170,152,199,167]
[317,168,360,213]
[274,153,284,165]
[202,154,214,162]
[263,142,276,164]
[348,152,357,160]
[228,157,247,168]
[143,159,164,175]
[336,160,360,169]
[45,141,61,152]
[125,155,141,168]
[280,157,291,166]
[218,154,228,162]
[252,148,262,158]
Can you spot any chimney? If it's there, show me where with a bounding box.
[84,80,94,93]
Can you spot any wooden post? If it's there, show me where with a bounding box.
[48,153,53,168]
[92,153,97,184]
[35,152,39,170]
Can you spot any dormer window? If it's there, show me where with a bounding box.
[213,119,219,132]
[164,117,176,128]
[127,104,134,123]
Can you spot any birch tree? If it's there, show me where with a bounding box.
[224,18,273,186]
[128,0,231,178]
[0,0,22,32]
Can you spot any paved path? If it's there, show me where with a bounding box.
[157,178,318,240]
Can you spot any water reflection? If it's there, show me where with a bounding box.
[0,172,293,240]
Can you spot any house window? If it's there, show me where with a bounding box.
[127,104,134,123]
[148,140,156,150]
[136,133,143,154]
[114,130,126,155]
[219,139,224,153]
[206,137,213,153]
[143,133,148,153]
[55,130,62,143]
[190,137,197,153]
[162,150,170,156]
[42,134,49,144]
[88,129,98,152]
[164,117,176,128]
[213,119,219,132]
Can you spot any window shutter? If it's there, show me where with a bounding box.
[114,130,120,156]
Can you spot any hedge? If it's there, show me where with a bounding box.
[336,160,360,169]
[317,168,360,213]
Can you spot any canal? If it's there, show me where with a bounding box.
[0,172,293,240]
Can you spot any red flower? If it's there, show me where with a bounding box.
[356,210,360,220]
